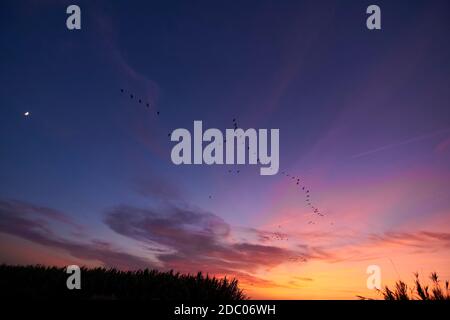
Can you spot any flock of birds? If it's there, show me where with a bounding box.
[271,231,289,241]
[120,87,334,263]
[288,255,308,263]
[279,171,323,217]
[120,88,160,116]
[119,88,174,139]
[278,169,337,231]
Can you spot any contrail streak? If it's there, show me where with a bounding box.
[351,127,450,159]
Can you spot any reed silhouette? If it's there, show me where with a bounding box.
[359,272,450,300]
[0,265,246,300]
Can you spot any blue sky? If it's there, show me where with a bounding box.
[1,0,449,298]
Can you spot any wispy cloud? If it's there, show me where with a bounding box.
[0,199,153,270]
[104,203,301,276]
[351,128,450,159]
[368,231,450,250]
[2,196,450,291]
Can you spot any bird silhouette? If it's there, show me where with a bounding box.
[120,88,160,116]
[278,169,326,221]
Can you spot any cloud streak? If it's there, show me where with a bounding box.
[104,204,301,277]
[0,199,153,270]
[2,196,450,291]
[351,127,450,159]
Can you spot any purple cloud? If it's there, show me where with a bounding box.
[104,204,304,276]
[0,199,153,270]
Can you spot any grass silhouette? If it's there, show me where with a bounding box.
[0,265,247,300]
[359,272,450,300]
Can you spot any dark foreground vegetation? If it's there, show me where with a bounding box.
[359,272,450,300]
[0,265,246,300]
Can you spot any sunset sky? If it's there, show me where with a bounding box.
[1,0,449,299]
